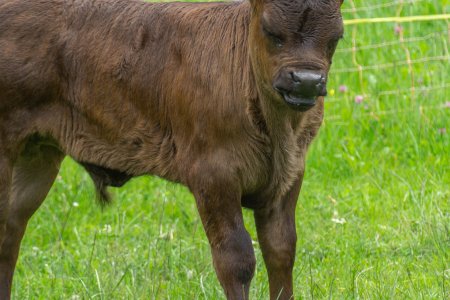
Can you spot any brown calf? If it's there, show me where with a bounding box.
[0,0,344,298]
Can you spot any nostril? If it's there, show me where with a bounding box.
[316,80,325,88]
[320,75,326,84]
[290,72,301,83]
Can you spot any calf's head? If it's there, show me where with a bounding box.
[248,0,344,111]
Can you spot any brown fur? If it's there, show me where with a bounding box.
[0,0,344,299]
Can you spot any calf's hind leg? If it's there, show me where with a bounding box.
[0,155,13,252]
[0,144,63,300]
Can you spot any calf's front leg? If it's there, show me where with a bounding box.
[189,165,255,300]
[254,177,302,300]
[0,145,63,300]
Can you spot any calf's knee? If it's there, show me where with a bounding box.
[212,228,256,287]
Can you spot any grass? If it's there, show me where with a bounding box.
[12,0,449,299]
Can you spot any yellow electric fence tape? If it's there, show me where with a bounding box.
[344,14,450,25]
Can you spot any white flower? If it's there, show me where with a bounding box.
[102,224,112,233]
[331,210,346,224]
[331,217,346,224]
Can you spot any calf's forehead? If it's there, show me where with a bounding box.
[260,0,343,34]
[262,0,341,20]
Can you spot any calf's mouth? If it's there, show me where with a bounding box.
[281,93,317,112]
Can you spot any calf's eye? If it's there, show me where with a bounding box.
[327,36,342,55]
[262,26,284,48]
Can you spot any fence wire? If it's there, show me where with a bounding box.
[341,0,426,13]
[326,0,449,121]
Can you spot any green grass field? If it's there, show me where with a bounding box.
[12,0,449,299]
